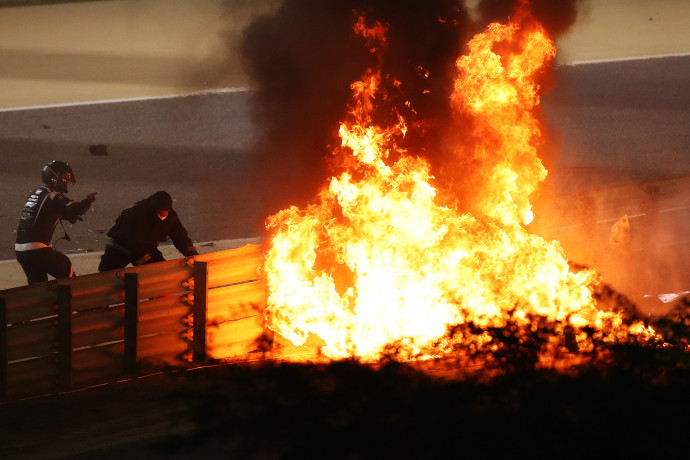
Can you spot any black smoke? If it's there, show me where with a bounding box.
[475,0,581,38]
[239,0,583,234]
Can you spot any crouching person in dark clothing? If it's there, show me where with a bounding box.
[98,191,198,272]
[15,160,97,284]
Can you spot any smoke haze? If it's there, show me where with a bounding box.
[239,0,583,232]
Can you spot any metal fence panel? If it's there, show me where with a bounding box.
[5,356,57,399]
[137,332,191,366]
[137,293,190,336]
[71,305,125,350]
[71,344,126,388]
[2,281,56,324]
[0,244,266,399]
[58,270,125,312]
[207,280,266,323]
[207,314,266,360]
[6,319,57,362]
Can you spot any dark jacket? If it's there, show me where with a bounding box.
[106,197,197,262]
[16,186,93,249]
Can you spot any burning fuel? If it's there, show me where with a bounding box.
[261,3,663,367]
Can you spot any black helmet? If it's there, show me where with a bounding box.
[42,160,76,193]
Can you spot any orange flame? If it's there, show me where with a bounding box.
[452,12,552,227]
[263,8,659,364]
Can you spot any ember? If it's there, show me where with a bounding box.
[262,2,662,367]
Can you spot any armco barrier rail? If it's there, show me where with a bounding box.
[0,243,267,401]
[2,177,689,400]
[532,174,690,261]
[530,174,690,296]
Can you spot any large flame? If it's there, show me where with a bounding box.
[263,7,658,364]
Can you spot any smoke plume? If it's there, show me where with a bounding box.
[239,0,583,233]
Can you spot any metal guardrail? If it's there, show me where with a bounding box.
[531,175,690,256]
[2,177,689,400]
[0,243,267,401]
[530,175,690,300]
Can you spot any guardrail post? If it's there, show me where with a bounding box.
[1,298,7,400]
[193,261,208,364]
[124,273,139,374]
[57,284,72,391]
[262,288,275,354]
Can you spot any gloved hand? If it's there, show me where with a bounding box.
[185,246,199,257]
[79,192,97,211]
[133,253,152,266]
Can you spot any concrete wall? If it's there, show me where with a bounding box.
[0,0,279,109]
[0,0,688,109]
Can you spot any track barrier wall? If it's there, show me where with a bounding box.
[531,174,690,298]
[2,176,689,400]
[0,243,267,400]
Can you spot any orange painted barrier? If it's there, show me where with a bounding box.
[0,244,267,400]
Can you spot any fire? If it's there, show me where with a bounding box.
[263,6,659,365]
[451,8,551,227]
